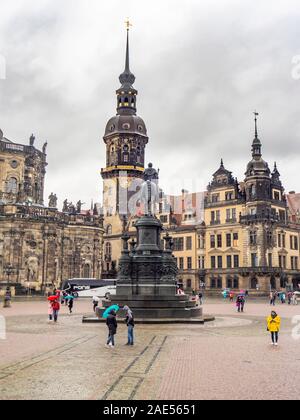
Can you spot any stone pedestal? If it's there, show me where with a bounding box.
[103,212,202,320]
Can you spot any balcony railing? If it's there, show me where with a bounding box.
[240,214,281,224]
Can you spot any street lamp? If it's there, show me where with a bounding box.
[3,264,14,308]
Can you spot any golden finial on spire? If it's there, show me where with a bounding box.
[125,18,133,31]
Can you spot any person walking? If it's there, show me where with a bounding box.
[236,295,245,313]
[229,291,234,302]
[292,293,298,306]
[287,291,293,305]
[68,297,74,314]
[267,311,281,346]
[48,301,53,321]
[124,306,135,346]
[198,291,203,306]
[51,299,60,323]
[106,310,117,348]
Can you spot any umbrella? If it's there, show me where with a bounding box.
[48,295,59,301]
[103,305,120,319]
[65,295,74,300]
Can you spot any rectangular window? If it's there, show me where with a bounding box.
[250,231,257,246]
[274,191,280,201]
[227,255,232,269]
[186,237,192,250]
[216,210,220,223]
[211,211,215,222]
[217,234,222,248]
[251,253,258,267]
[226,234,231,248]
[210,235,216,248]
[187,257,192,270]
[225,191,234,201]
[234,255,239,268]
[179,257,184,270]
[278,234,282,248]
[233,233,238,247]
[211,256,216,269]
[226,209,231,221]
[279,210,286,222]
[174,238,184,251]
[217,256,223,269]
[283,256,286,269]
[232,208,237,220]
[212,194,220,203]
[279,255,282,268]
[268,253,272,268]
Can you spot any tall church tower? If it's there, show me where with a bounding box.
[101,23,148,219]
[101,23,149,277]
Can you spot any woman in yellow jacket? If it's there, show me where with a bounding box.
[267,311,281,346]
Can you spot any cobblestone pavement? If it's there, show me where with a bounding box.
[0,298,300,400]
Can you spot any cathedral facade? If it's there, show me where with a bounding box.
[0,130,104,295]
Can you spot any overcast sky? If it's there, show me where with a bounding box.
[0,0,300,210]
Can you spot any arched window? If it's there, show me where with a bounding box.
[250,277,257,289]
[227,277,233,289]
[83,264,91,279]
[7,177,18,194]
[105,242,112,256]
[106,225,112,235]
[233,276,239,289]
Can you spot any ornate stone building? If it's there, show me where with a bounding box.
[0,131,104,295]
[159,115,300,293]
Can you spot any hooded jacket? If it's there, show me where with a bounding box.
[267,315,281,332]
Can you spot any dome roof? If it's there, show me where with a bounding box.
[104,114,148,139]
[246,157,270,177]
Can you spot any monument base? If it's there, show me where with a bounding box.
[96,294,203,319]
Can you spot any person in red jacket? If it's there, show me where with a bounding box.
[51,299,60,323]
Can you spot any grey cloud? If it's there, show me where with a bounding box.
[0,0,300,209]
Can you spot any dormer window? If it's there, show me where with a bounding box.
[122,123,130,130]
[211,194,220,203]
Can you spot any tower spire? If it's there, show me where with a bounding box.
[124,18,132,72]
[117,19,137,115]
[252,111,262,158]
[254,111,259,138]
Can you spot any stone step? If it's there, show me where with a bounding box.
[105,295,190,302]
[100,300,198,309]
[82,315,215,324]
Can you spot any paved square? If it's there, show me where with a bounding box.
[0,298,300,400]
